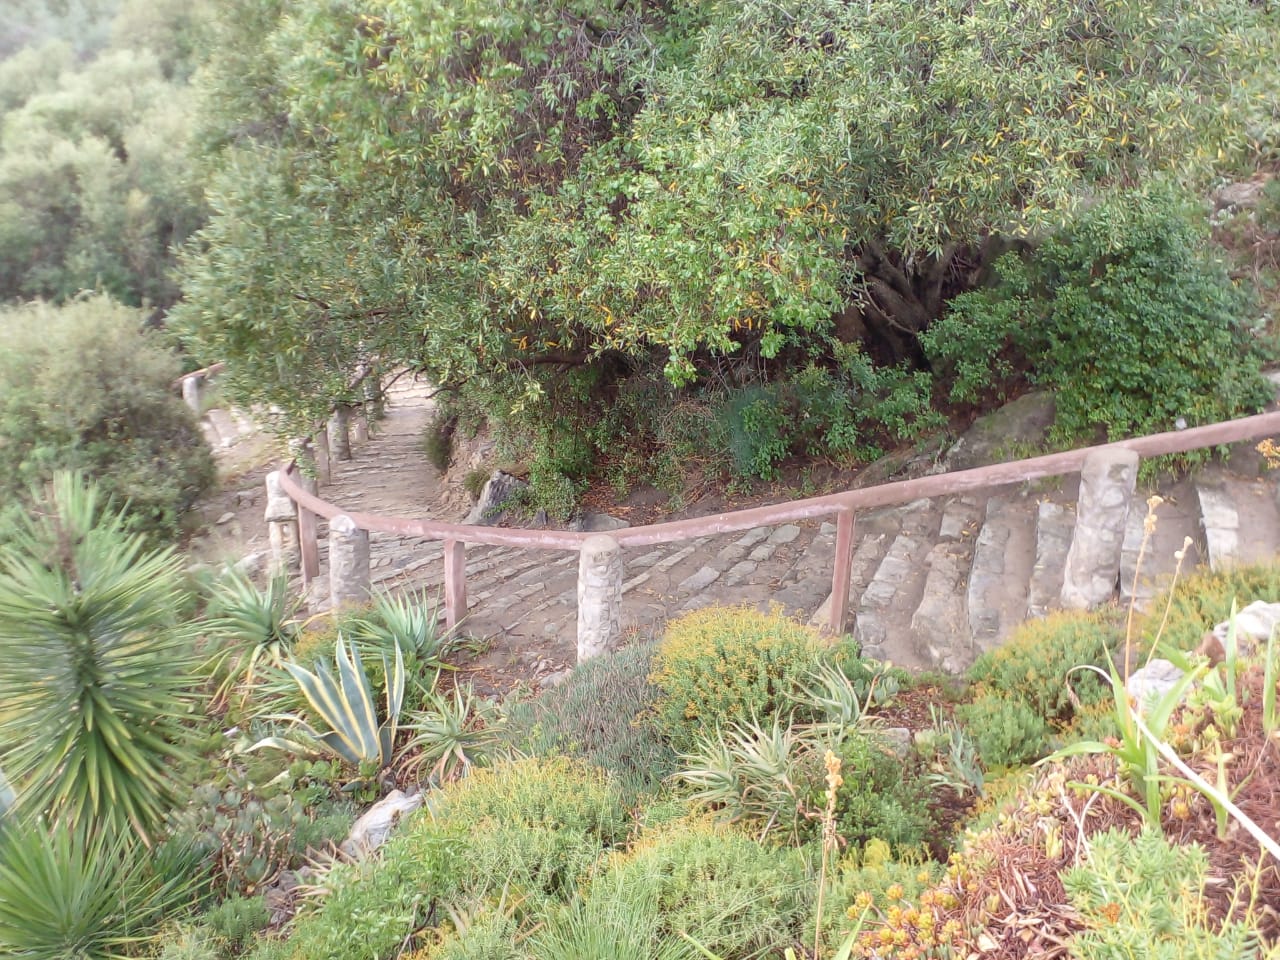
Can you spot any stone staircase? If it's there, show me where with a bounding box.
[291,380,1280,692]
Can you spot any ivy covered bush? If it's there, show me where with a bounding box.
[924,188,1272,445]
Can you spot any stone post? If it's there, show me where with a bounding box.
[351,407,370,443]
[1060,448,1140,610]
[328,514,370,611]
[264,471,299,574]
[181,374,203,415]
[328,406,352,461]
[577,535,622,662]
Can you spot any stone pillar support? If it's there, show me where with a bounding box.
[577,535,623,662]
[181,374,203,415]
[264,471,300,575]
[1060,448,1140,609]
[328,406,352,462]
[351,408,370,443]
[328,514,370,612]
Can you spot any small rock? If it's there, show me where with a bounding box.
[534,509,548,527]
[540,668,573,690]
[1214,178,1269,211]
[881,727,913,758]
[233,550,268,580]
[215,511,236,525]
[1212,600,1280,656]
[1126,658,1186,707]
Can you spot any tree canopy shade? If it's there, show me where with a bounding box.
[173,0,1276,434]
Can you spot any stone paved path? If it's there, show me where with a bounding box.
[275,379,1280,693]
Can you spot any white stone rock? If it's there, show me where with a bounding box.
[1212,600,1280,655]
[1126,658,1186,707]
[340,790,423,858]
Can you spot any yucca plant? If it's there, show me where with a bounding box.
[0,472,198,840]
[204,570,304,698]
[0,821,197,960]
[255,636,404,771]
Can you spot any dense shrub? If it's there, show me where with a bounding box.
[824,732,934,850]
[714,348,943,482]
[677,719,933,853]
[0,296,215,542]
[584,819,810,959]
[650,605,827,751]
[1139,564,1280,653]
[245,758,623,960]
[955,693,1050,769]
[504,643,676,799]
[923,188,1271,446]
[967,610,1124,723]
[420,757,628,922]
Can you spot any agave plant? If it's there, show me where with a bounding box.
[255,636,405,771]
[0,472,198,839]
[348,588,453,666]
[204,570,304,697]
[402,685,503,782]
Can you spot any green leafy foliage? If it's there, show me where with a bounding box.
[924,189,1272,445]
[203,571,303,698]
[403,685,504,783]
[258,636,405,772]
[0,37,207,308]
[0,297,215,542]
[0,472,199,839]
[588,819,809,960]
[176,0,1270,449]
[168,755,351,898]
[677,720,932,852]
[504,643,676,800]
[0,822,197,960]
[200,894,270,953]
[967,610,1124,723]
[650,605,826,752]
[955,693,1051,770]
[1139,564,1280,654]
[245,758,624,960]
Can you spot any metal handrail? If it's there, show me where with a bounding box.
[278,409,1280,631]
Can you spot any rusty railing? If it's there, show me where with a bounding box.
[276,410,1280,637]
